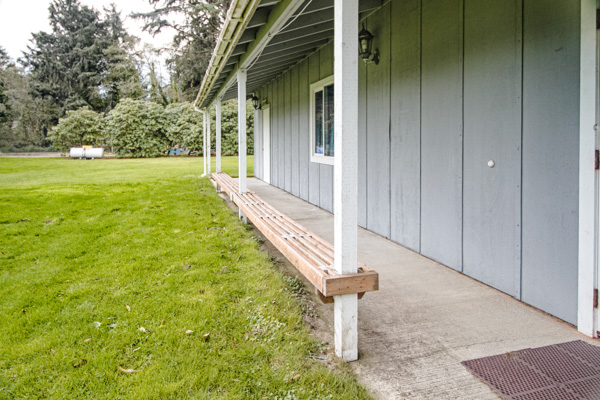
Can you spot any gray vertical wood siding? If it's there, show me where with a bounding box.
[271,77,279,187]
[390,0,421,252]
[291,65,300,197]
[420,0,464,271]
[254,106,263,180]
[277,75,285,188]
[298,59,310,200]
[358,49,368,228]
[284,71,292,193]
[252,0,580,325]
[366,3,391,238]
[520,0,580,324]
[462,0,523,299]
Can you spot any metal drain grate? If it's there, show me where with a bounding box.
[461,340,600,400]
[566,378,600,399]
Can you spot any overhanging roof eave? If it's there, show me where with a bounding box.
[193,0,262,109]
[195,0,308,109]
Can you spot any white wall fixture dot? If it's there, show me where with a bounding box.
[488,160,495,168]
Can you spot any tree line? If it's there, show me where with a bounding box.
[0,0,249,156]
[50,99,253,157]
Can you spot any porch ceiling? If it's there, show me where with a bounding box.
[195,0,383,109]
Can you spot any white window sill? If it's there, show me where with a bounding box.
[310,154,335,165]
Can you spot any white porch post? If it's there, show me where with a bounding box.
[216,98,222,173]
[202,110,207,177]
[577,0,597,338]
[206,108,211,177]
[333,0,359,361]
[237,69,248,222]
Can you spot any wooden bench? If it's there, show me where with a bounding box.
[212,172,378,303]
[212,172,239,198]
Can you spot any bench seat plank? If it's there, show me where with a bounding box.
[211,172,379,299]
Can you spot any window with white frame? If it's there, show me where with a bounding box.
[310,76,334,164]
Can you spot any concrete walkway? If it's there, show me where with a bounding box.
[243,178,597,399]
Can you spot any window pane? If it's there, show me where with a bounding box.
[324,84,334,157]
[314,90,324,155]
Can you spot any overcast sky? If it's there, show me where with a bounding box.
[0,0,175,61]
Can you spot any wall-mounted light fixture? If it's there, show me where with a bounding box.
[359,24,379,65]
[251,94,261,110]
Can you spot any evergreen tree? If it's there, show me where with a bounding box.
[102,41,145,111]
[0,47,11,126]
[101,5,145,111]
[22,0,139,117]
[0,47,12,149]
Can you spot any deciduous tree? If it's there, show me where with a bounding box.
[106,99,168,157]
[164,102,203,153]
[49,107,104,151]
[0,51,58,151]
[133,0,230,101]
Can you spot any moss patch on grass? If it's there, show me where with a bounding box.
[0,157,370,399]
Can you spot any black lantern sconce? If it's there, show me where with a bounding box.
[251,93,261,110]
[358,24,379,65]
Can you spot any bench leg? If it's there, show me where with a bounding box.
[334,293,358,362]
[315,289,334,304]
[239,209,247,224]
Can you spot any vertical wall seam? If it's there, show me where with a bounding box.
[288,70,292,193]
[305,61,310,201]
[270,83,274,183]
[519,0,525,301]
[273,79,277,187]
[255,95,259,179]
[388,2,393,240]
[294,66,297,195]
[592,0,600,300]
[271,77,281,187]
[419,0,423,254]
[594,0,599,333]
[365,20,369,230]
[255,92,257,179]
[273,81,276,184]
[307,64,311,201]
[295,65,300,196]
[284,73,288,191]
[318,48,322,209]
[460,0,465,273]
[282,74,286,190]
[304,59,309,200]
[316,50,320,205]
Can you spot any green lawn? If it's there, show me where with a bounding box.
[0,157,370,399]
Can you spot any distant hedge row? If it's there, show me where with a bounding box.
[49,99,254,158]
